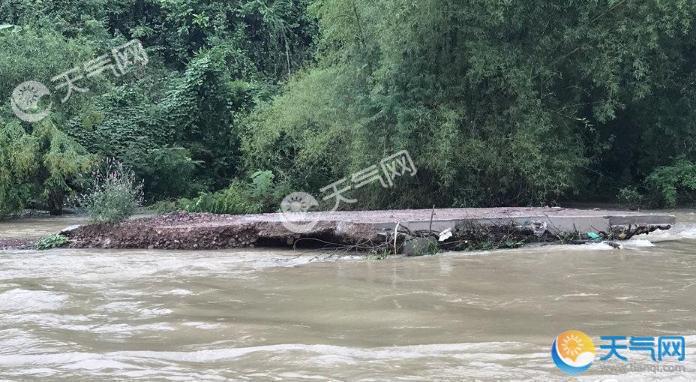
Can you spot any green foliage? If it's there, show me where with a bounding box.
[4,0,696,213]
[405,238,440,257]
[367,249,391,260]
[171,171,285,215]
[0,121,36,217]
[124,146,200,201]
[158,46,256,189]
[645,160,696,208]
[36,234,69,250]
[1,0,317,208]
[80,159,143,223]
[33,122,94,214]
[617,186,645,210]
[0,24,107,123]
[148,200,180,214]
[245,0,696,208]
[0,120,93,217]
[99,0,317,75]
[64,77,205,200]
[0,22,103,217]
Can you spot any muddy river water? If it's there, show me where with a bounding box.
[1,212,696,381]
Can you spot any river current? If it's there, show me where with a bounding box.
[1,212,696,381]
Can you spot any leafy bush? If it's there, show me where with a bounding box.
[0,121,35,218]
[165,170,287,215]
[123,146,201,201]
[148,200,180,214]
[0,120,94,217]
[617,186,645,210]
[80,159,143,223]
[36,234,69,250]
[33,122,94,215]
[645,160,696,208]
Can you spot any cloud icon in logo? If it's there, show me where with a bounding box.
[552,330,596,376]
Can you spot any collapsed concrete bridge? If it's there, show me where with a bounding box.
[63,207,675,252]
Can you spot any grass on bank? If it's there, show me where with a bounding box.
[36,234,69,250]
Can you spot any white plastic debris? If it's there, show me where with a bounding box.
[438,228,453,242]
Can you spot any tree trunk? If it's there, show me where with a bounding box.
[48,189,64,216]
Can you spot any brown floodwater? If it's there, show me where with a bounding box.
[0,211,695,381]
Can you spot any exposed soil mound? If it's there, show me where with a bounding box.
[65,212,383,250]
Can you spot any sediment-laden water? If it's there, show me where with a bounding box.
[1,212,695,381]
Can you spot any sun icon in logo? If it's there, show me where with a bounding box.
[561,333,585,359]
[551,330,596,376]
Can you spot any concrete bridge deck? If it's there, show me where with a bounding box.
[263,207,675,234]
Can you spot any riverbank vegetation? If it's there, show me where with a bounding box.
[35,234,69,250]
[79,159,144,223]
[3,0,696,219]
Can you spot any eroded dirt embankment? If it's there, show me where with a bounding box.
[65,212,384,250]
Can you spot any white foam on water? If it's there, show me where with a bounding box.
[90,323,177,335]
[622,239,656,248]
[180,322,225,330]
[638,222,696,242]
[0,249,338,286]
[582,242,620,251]
[0,341,531,367]
[167,289,194,296]
[1,341,693,381]
[0,289,68,313]
[554,293,601,301]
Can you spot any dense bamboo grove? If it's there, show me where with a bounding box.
[2,0,696,216]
